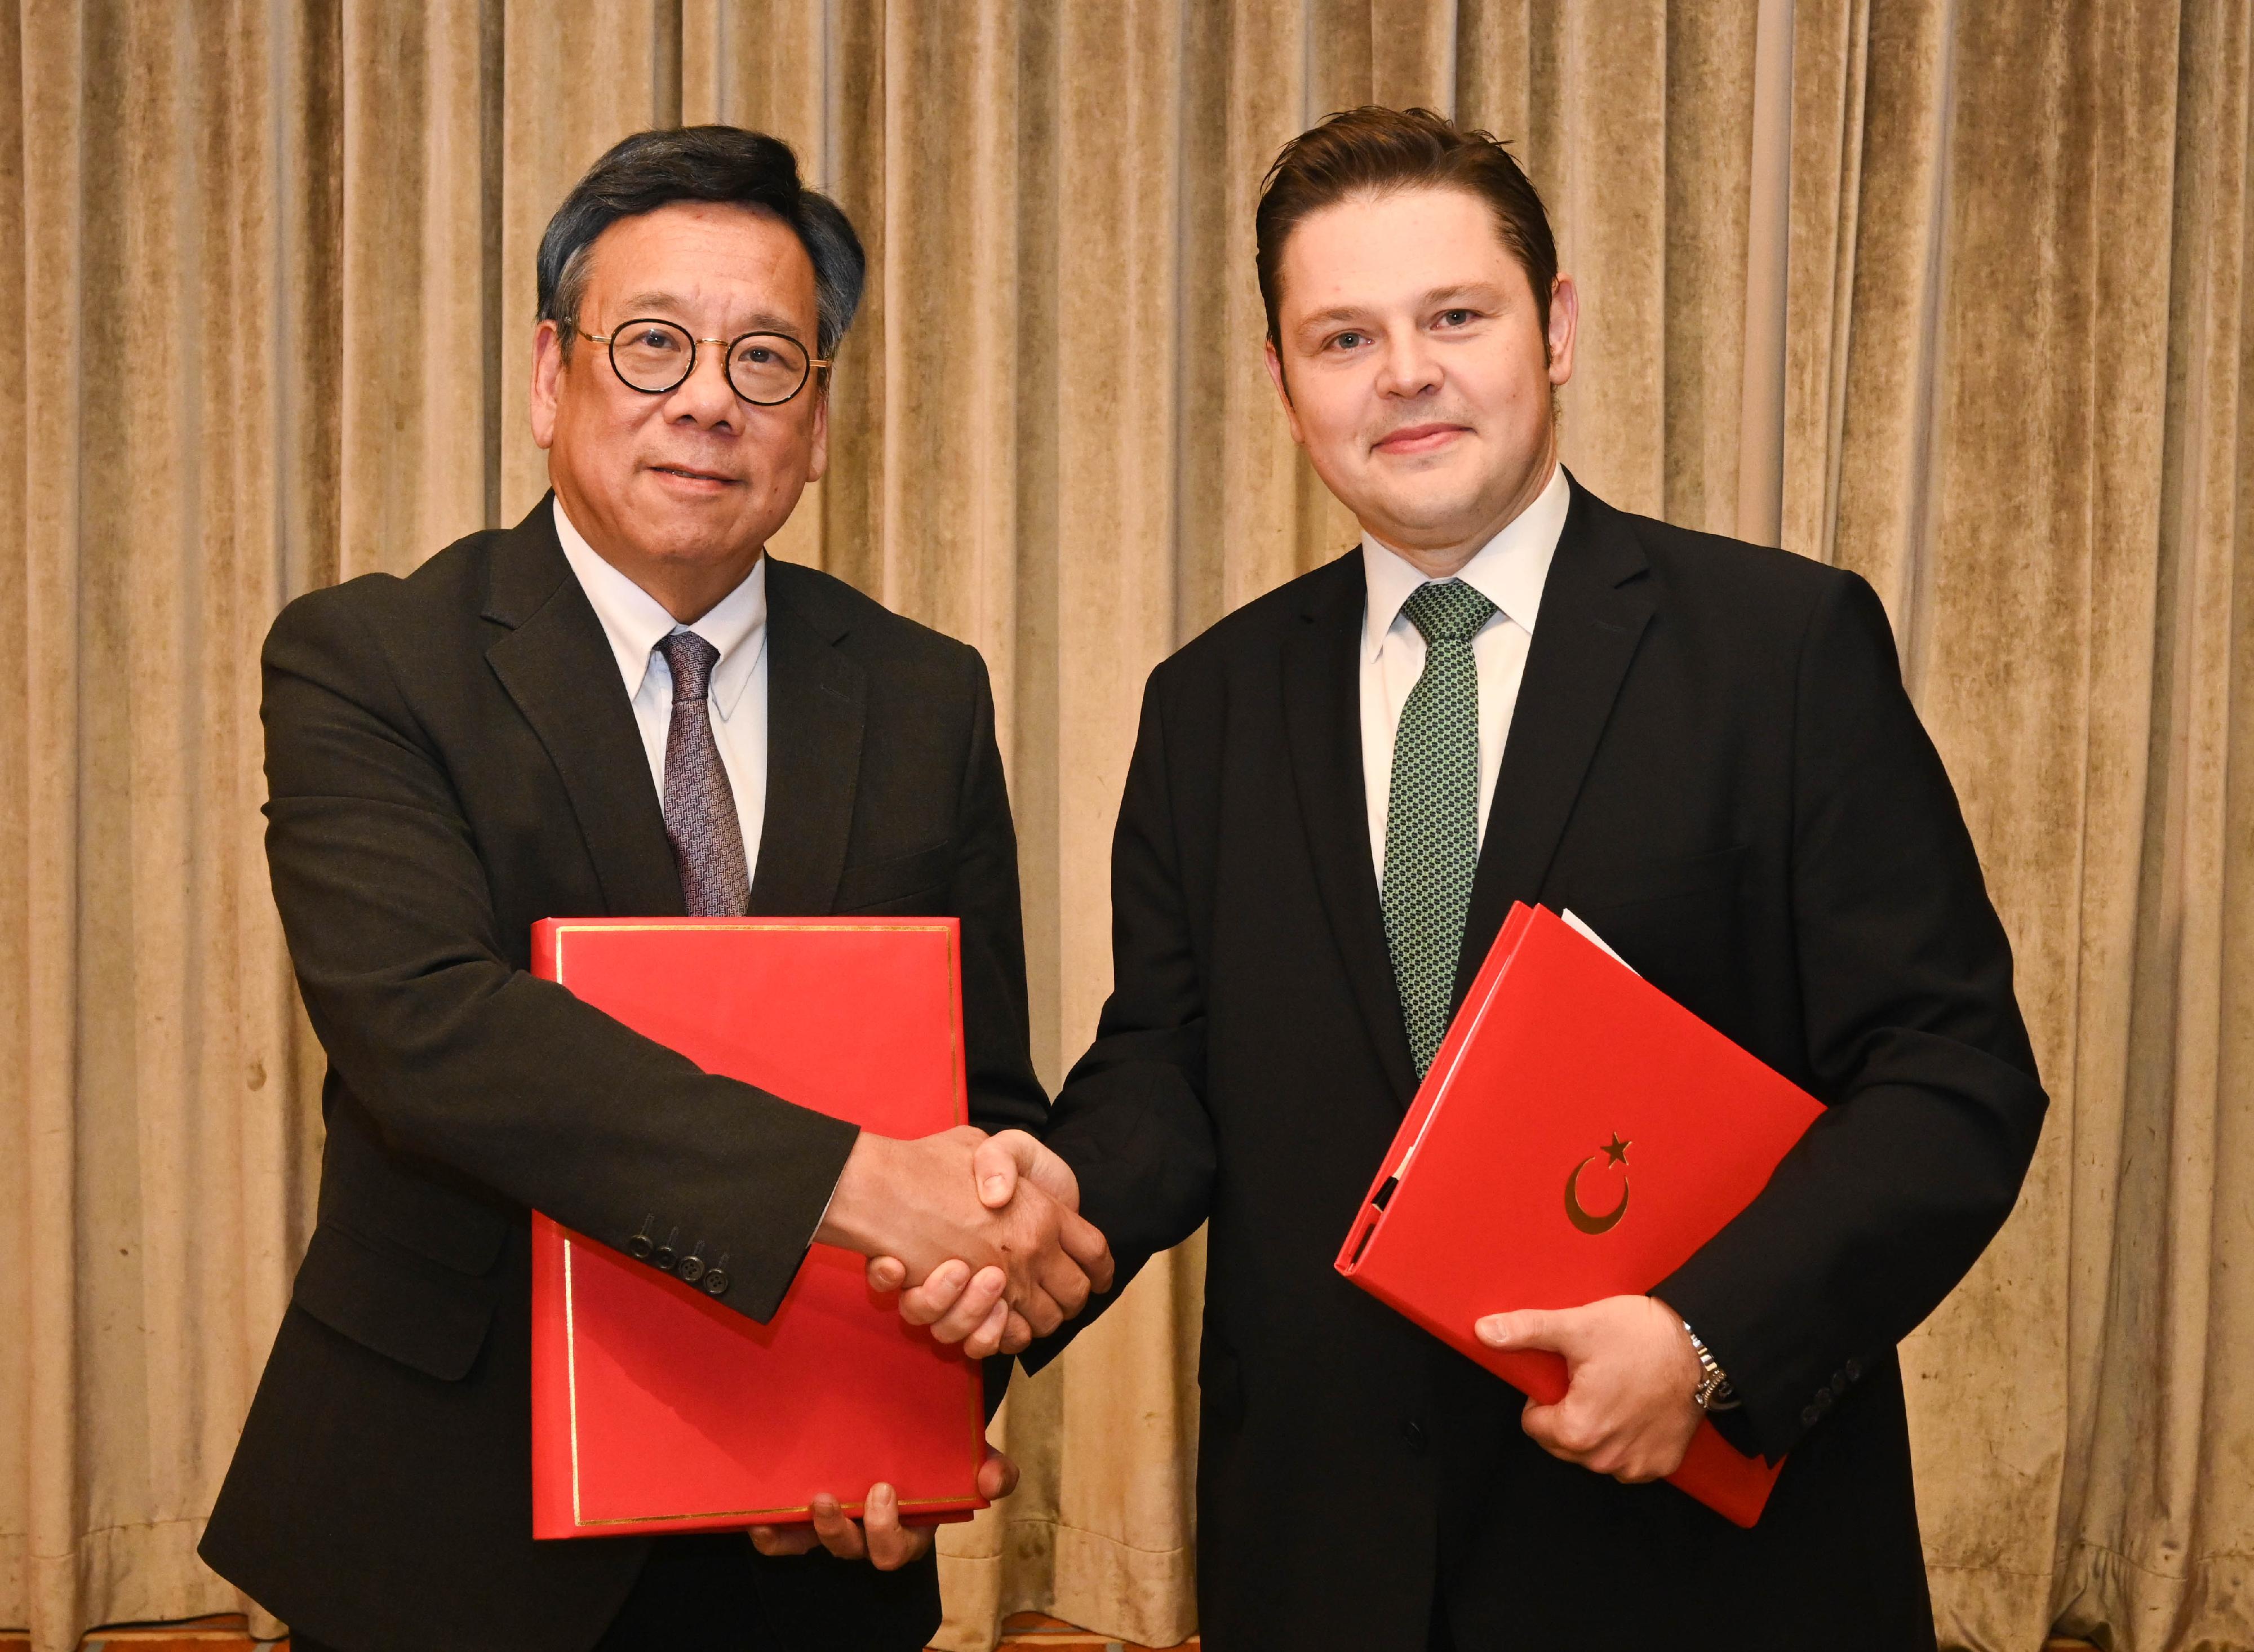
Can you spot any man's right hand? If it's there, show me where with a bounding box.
[862,1129,1113,1357]
[815,1126,1108,1342]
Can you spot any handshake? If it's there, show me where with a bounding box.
[757,1128,1107,1569]
[814,1125,1115,1359]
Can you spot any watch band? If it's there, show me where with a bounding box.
[1683,1321,1741,1413]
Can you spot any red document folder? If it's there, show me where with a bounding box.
[1335,903,1822,1527]
[529,917,987,1540]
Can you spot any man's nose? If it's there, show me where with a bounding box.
[1372,332,1441,398]
[663,344,741,427]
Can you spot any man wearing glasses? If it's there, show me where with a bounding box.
[198,127,1108,1652]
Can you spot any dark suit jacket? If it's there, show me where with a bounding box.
[1035,475,2047,1652]
[199,498,1045,1652]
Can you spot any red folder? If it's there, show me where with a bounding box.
[1335,903,1822,1527]
[529,917,987,1540]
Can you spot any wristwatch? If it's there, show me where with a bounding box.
[1683,1321,1740,1413]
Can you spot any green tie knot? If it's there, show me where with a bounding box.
[1401,579,1497,645]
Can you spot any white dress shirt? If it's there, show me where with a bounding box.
[552,498,770,876]
[1360,464,1570,882]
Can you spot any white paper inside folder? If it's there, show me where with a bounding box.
[1561,908,1638,975]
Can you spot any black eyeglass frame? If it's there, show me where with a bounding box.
[567,317,833,406]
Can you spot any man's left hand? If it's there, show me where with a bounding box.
[747,1445,1019,1567]
[1474,1294,1704,1484]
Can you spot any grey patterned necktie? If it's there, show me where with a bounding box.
[1382,579,1498,1075]
[656,630,751,917]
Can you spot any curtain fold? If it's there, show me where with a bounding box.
[3,5,2248,1650]
[5,3,335,1646]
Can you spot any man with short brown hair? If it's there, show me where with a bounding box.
[916,105,2046,1650]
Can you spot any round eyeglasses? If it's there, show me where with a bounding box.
[569,317,831,406]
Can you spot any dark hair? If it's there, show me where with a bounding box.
[536,125,866,364]
[1255,106,1556,351]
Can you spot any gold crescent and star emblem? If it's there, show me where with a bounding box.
[1564,1131,1632,1235]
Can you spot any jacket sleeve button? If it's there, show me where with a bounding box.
[701,1268,729,1297]
[652,1228,678,1271]
[1801,1405,1822,1428]
[678,1244,707,1283]
[1844,1358,1861,1381]
[625,1218,655,1261]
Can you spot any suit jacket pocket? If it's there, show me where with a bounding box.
[1564,842,1751,913]
[833,840,952,913]
[291,1220,496,1382]
[318,1089,511,1277]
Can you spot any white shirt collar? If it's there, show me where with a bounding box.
[1360,463,1570,661]
[552,496,767,721]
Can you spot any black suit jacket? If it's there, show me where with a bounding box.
[1036,476,2046,1652]
[199,499,1045,1652]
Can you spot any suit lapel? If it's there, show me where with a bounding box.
[1283,550,1421,1109]
[482,496,686,917]
[748,559,866,916]
[1453,476,1654,1003]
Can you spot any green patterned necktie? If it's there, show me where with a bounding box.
[1382,578,1498,1074]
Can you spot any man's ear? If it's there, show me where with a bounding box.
[530,319,564,451]
[1546,274,1579,388]
[806,380,831,485]
[1263,340,1306,447]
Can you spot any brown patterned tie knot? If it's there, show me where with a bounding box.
[662,629,718,702]
[656,629,750,917]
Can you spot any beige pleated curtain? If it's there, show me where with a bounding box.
[3,3,2249,1650]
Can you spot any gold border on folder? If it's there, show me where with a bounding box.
[549,919,983,1530]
